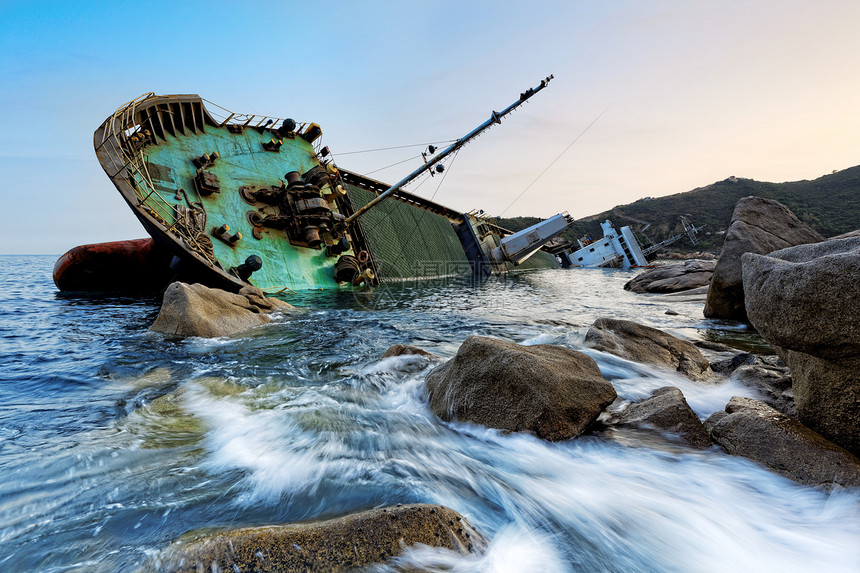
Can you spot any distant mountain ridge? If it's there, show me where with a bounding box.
[499,165,860,252]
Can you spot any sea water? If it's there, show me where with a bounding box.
[0,255,857,572]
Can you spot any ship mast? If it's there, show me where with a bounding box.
[344,75,554,225]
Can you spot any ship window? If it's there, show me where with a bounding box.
[604,242,609,246]
[589,247,595,252]
[577,257,583,261]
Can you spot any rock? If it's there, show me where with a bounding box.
[425,336,616,441]
[709,352,785,374]
[662,251,717,260]
[359,344,440,390]
[652,285,710,302]
[708,354,794,414]
[693,339,735,353]
[710,353,751,374]
[833,229,860,240]
[584,318,716,382]
[381,344,438,359]
[238,285,284,312]
[742,235,860,360]
[732,364,795,417]
[664,309,680,316]
[704,397,860,487]
[150,504,484,573]
[704,196,823,321]
[607,387,711,449]
[150,281,292,338]
[742,234,860,456]
[788,352,860,457]
[624,259,716,293]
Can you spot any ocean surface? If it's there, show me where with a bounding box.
[1,255,858,572]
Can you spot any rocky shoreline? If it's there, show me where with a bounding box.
[415,320,860,489]
[147,504,484,572]
[144,194,858,570]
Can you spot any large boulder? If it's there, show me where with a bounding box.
[704,397,860,488]
[624,259,716,293]
[704,196,822,321]
[742,235,860,360]
[150,282,292,338]
[742,234,860,456]
[150,504,484,572]
[425,336,616,441]
[584,318,716,382]
[785,352,860,457]
[606,386,711,449]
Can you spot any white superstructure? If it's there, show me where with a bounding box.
[559,220,649,269]
[491,213,574,264]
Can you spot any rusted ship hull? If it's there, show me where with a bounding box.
[52,238,175,293]
[79,81,567,295]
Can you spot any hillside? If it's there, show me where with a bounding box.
[498,165,860,252]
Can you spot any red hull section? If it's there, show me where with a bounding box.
[53,238,175,293]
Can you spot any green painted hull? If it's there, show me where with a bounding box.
[94,94,362,293]
[345,184,472,280]
[141,123,343,292]
[93,93,559,296]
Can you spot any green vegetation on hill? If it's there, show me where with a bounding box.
[497,165,860,252]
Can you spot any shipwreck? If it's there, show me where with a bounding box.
[55,76,575,294]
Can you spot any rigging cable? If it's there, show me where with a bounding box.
[335,140,457,155]
[498,108,607,217]
[365,155,422,176]
[429,148,460,202]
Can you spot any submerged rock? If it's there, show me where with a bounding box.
[584,318,716,382]
[359,345,440,390]
[150,504,484,572]
[742,234,860,457]
[624,259,716,293]
[150,281,292,338]
[606,386,711,449]
[704,397,860,488]
[704,196,822,321]
[381,343,438,359]
[425,336,616,441]
[125,378,244,450]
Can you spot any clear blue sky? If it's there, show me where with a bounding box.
[1,0,858,254]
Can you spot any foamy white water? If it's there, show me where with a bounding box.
[0,258,857,572]
[177,348,860,573]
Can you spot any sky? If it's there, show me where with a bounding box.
[1,0,858,254]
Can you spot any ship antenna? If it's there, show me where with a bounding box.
[343,75,554,225]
